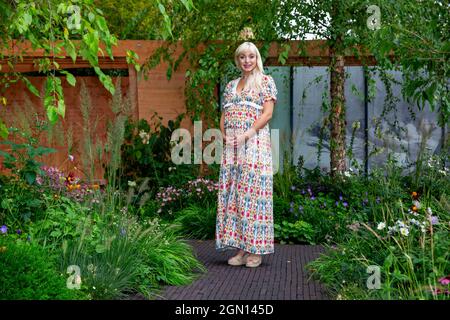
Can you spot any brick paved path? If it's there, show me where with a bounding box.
[155,239,329,300]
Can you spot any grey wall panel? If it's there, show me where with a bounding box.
[367,68,443,174]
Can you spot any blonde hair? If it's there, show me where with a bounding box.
[234,42,265,92]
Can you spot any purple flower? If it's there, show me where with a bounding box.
[301,189,305,194]
[16,229,22,235]
[310,196,315,200]
[339,195,343,201]
[0,225,7,234]
[429,216,439,225]
[290,186,296,191]
[376,197,380,204]
[343,201,348,207]
[27,235,31,241]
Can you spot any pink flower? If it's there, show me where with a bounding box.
[439,275,450,286]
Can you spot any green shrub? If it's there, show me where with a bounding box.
[135,221,207,288]
[307,185,450,299]
[274,220,314,244]
[59,233,142,300]
[114,114,191,191]
[0,237,86,300]
[173,203,216,240]
[0,175,46,228]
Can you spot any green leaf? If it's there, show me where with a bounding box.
[96,16,108,32]
[65,41,77,63]
[95,244,107,254]
[57,99,66,118]
[50,230,62,238]
[47,106,59,124]
[180,0,194,11]
[22,77,40,97]
[88,12,95,23]
[383,253,394,269]
[135,150,142,160]
[24,171,36,185]
[59,70,76,86]
[0,120,7,139]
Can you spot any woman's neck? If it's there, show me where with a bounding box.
[242,71,252,79]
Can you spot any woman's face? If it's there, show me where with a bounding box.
[238,48,257,73]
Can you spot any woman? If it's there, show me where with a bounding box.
[216,41,278,268]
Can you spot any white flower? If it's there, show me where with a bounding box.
[139,130,150,144]
[128,181,137,187]
[388,226,397,235]
[69,154,74,161]
[139,130,147,139]
[377,222,386,230]
[426,207,432,215]
[399,227,409,236]
[396,220,406,228]
[344,171,351,177]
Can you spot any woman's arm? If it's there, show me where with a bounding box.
[220,111,225,137]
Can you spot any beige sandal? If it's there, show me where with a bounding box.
[228,252,249,266]
[245,254,262,268]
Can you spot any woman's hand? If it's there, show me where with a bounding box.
[223,133,235,147]
[234,134,247,148]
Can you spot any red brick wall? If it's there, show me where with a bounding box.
[0,76,131,181]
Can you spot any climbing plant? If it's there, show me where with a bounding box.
[367,0,449,128]
[0,0,194,139]
[141,0,281,127]
[0,0,124,137]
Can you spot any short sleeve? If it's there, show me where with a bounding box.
[262,75,278,104]
[221,80,233,110]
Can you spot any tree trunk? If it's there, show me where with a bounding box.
[329,35,347,177]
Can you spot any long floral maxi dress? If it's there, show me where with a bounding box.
[216,74,278,255]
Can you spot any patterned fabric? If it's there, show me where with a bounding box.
[216,74,278,255]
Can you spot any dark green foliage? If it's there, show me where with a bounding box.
[0,237,86,300]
